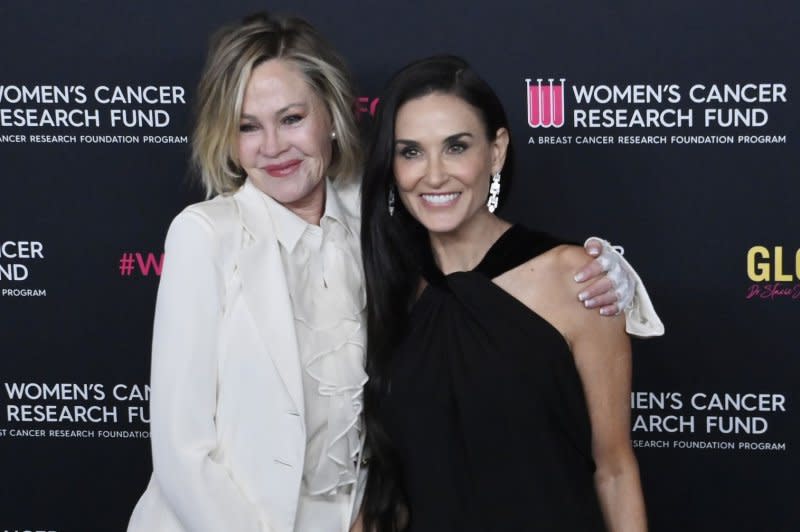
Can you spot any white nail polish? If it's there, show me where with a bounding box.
[574,272,585,282]
[578,291,588,301]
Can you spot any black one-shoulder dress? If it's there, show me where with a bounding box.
[379,225,606,531]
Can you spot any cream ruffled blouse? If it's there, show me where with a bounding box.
[261,180,367,530]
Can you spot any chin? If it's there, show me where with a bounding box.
[264,177,322,205]
[414,212,466,235]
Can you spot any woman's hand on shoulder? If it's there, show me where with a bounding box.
[496,243,625,345]
[574,237,635,317]
[552,245,634,332]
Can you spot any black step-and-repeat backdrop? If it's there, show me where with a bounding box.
[1,1,797,530]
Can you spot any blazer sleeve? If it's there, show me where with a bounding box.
[148,209,272,532]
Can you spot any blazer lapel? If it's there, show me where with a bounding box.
[233,181,305,418]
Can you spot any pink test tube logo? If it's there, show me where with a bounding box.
[526,78,566,128]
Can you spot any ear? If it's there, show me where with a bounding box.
[490,127,510,175]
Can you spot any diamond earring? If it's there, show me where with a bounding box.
[487,172,501,213]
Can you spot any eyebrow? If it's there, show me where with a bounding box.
[395,132,474,145]
[240,102,307,120]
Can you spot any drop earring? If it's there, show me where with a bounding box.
[487,172,501,213]
[388,185,396,216]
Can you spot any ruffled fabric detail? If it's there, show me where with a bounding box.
[284,217,368,496]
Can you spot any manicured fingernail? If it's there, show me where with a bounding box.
[584,298,596,308]
[578,291,589,301]
[588,248,600,256]
[574,272,585,282]
[599,307,611,316]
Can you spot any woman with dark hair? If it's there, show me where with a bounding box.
[129,10,653,531]
[360,56,651,531]
[128,12,645,531]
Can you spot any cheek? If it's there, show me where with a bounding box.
[456,159,492,199]
[319,134,333,163]
[303,109,333,159]
[297,128,333,185]
[393,159,419,191]
[237,136,259,164]
[302,125,333,163]
[394,167,422,211]
[463,152,491,182]
[473,168,491,193]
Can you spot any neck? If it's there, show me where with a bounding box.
[284,179,326,225]
[428,209,511,275]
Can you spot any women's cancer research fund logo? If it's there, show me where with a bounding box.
[523,77,790,140]
[526,78,566,128]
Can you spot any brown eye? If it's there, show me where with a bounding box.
[399,147,420,159]
[447,142,467,154]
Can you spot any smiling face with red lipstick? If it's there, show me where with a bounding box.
[393,91,509,236]
[237,59,334,222]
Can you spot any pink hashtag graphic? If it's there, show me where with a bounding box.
[135,252,164,276]
[119,253,135,276]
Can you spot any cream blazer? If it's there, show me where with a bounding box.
[128,178,362,532]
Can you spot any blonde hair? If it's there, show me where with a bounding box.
[192,12,361,197]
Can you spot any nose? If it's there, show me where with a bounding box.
[259,126,287,157]
[423,154,448,187]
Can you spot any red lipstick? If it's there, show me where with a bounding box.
[264,159,301,177]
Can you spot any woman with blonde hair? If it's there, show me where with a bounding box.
[129,13,659,532]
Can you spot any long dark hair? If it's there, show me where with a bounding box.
[360,55,514,531]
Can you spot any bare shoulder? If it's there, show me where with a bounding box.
[499,243,625,345]
[555,245,627,346]
[547,243,594,279]
[509,243,586,301]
